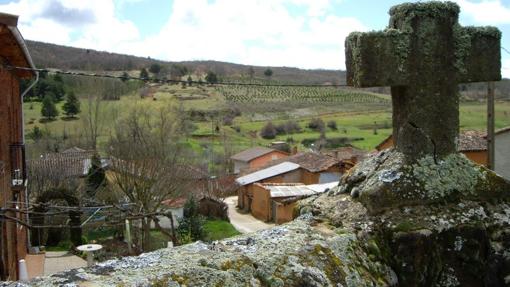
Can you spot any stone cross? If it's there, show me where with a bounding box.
[345,1,501,162]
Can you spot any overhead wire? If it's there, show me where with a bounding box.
[6,65,349,87]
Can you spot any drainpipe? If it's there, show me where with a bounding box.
[20,71,39,251]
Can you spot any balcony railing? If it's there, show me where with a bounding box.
[9,143,26,190]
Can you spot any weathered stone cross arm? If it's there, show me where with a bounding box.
[344,1,501,161]
[346,22,501,87]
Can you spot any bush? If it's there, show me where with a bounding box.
[177,195,206,243]
[308,118,325,132]
[260,122,277,139]
[327,120,338,131]
[274,120,301,135]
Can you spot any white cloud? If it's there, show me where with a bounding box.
[0,0,140,52]
[454,0,510,25]
[126,0,366,70]
[0,0,365,70]
[502,58,510,79]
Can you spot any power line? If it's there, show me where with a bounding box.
[6,65,349,88]
[502,47,510,55]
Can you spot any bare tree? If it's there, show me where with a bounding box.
[108,103,194,250]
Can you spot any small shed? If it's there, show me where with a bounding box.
[252,182,338,224]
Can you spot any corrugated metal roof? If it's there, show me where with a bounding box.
[236,162,300,186]
[307,181,339,193]
[266,181,338,198]
[231,146,277,162]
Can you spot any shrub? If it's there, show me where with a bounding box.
[177,195,205,243]
[327,120,338,131]
[308,118,325,132]
[260,122,277,139]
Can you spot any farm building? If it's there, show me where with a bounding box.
[495,127,510,180]
[376,131,488,166]
[236,152,346,216]
[231,146,288,174]
[0,12,37,280]
[250,182,338,224]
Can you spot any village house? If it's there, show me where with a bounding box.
[250,182,338,224]
[0,12,37,280]
[236,152,347,216]
[231,146,289,174]
[495,127,510,180]
[29,147,104,179]
[376,131,488,166]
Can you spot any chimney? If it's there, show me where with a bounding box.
[0,13,19,27]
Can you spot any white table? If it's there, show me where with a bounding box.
[76,244,103,267]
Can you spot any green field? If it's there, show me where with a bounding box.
[23,82,510,158]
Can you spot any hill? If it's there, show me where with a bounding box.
[26,40,510,99]
[26,40,345,85]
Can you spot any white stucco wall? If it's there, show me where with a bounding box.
[495,131,510,180]
[151,207,184,229]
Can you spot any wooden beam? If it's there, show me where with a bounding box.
[487,82,495,170]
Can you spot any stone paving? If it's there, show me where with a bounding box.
[43,251,87,276]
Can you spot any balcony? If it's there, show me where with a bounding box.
[10,143,26,191]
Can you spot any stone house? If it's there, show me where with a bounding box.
[231,146,288,174]
[376,131,488,166]
[0,12,37,280]
[495,127,510,180]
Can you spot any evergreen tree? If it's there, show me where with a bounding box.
[86,153,106,196]
[264,68,273,78]
[63,91,81,117]
[121,71,130,82]
[205,71,218,84]
[41,94,59,120]
[140,68,149,79]
[187,75,193,87]
[149,63,161,74]
[177,195,205,243]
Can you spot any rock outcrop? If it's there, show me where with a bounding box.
[15,149,510,286]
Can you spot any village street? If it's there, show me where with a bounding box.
[225,196,274,233]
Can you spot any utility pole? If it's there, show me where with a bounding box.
[487,82,495,170]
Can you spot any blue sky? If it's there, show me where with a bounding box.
[0,0,509,77]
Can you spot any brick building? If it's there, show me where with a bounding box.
[236,152,347,218]
[0,13,37,280]
[231,146,288,174]
[376,131,488,166]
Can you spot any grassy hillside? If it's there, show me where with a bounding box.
[23,79,510,161]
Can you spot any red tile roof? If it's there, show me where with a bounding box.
[161,197,187,209]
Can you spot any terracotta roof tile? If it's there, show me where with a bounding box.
[458,131,487,151]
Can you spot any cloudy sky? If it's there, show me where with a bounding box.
[0,0,509,77]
